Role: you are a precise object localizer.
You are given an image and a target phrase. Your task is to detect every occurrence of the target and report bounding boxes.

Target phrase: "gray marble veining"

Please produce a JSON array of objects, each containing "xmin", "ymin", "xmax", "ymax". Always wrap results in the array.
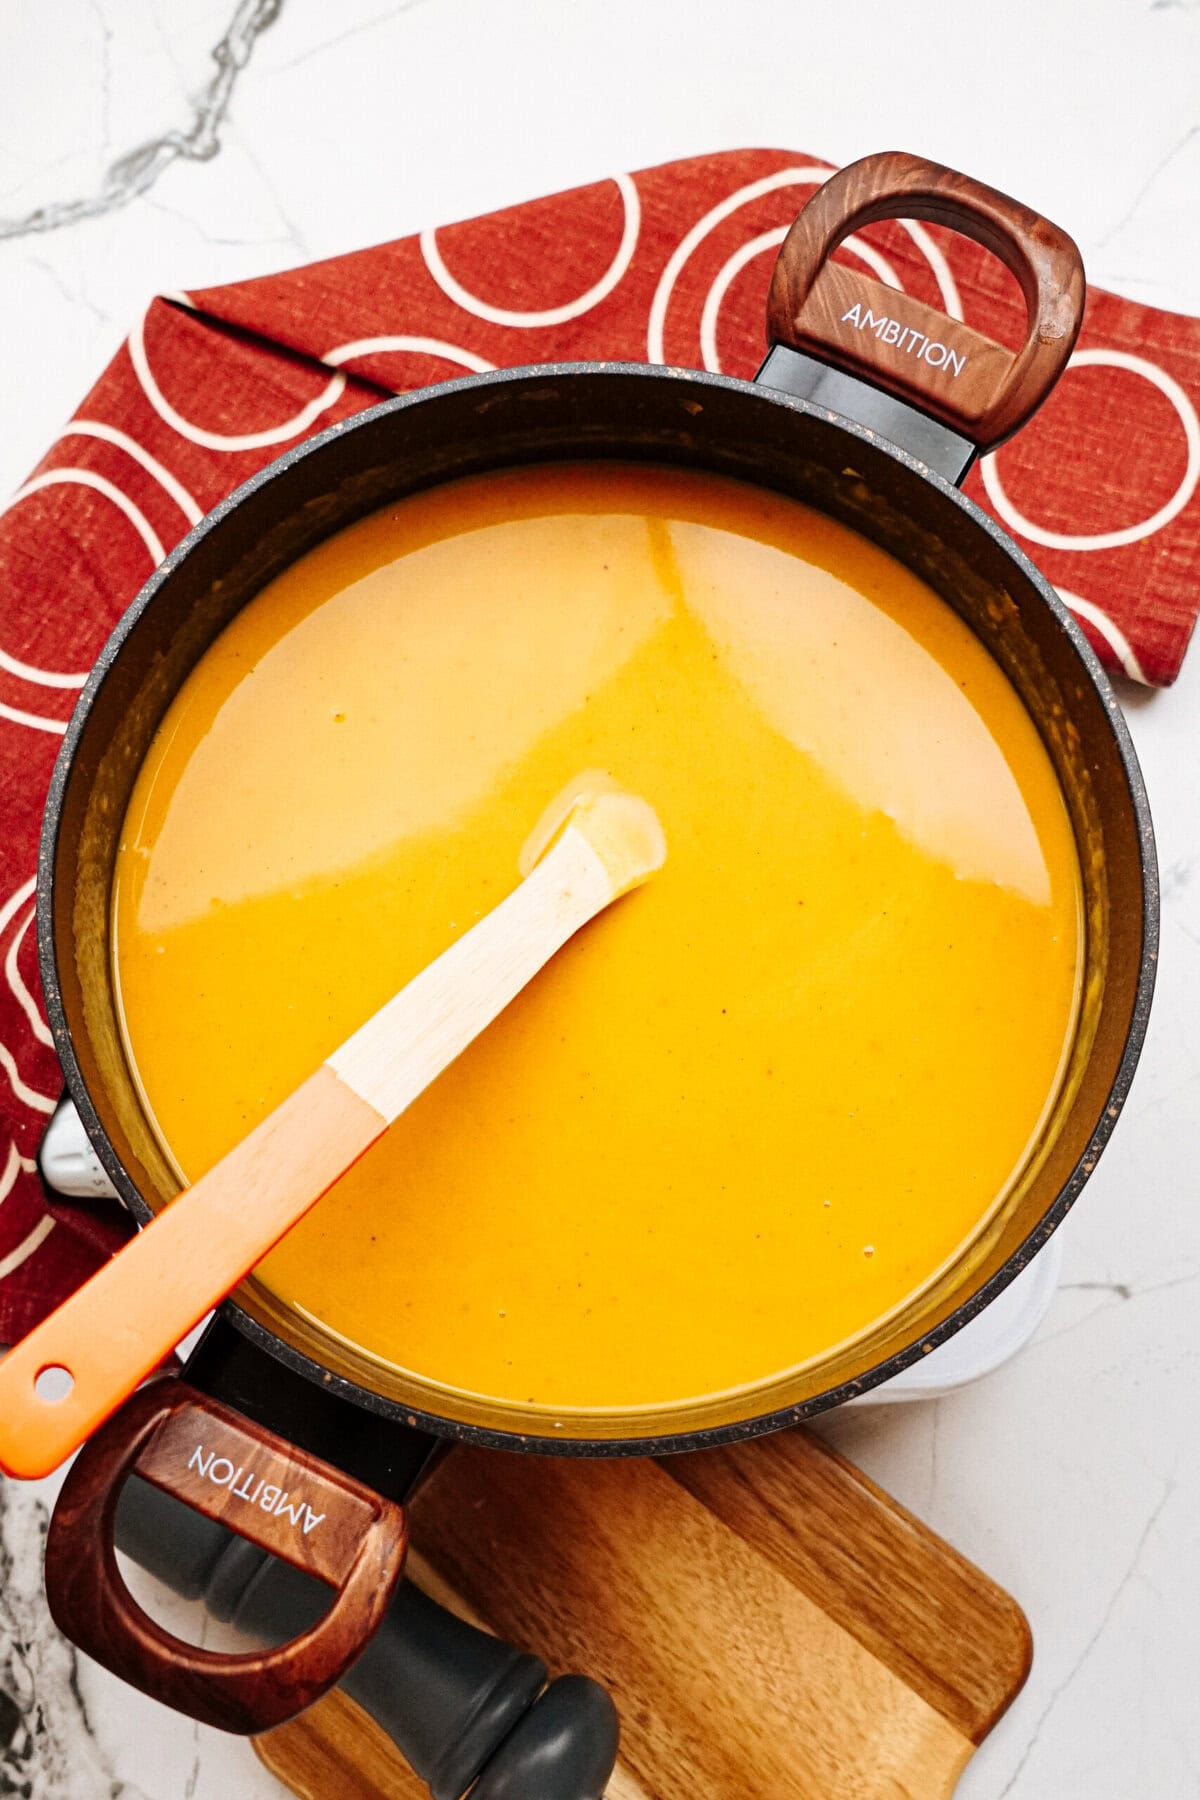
[
  {"xmin": 0, "ymin": 0, "xmax": 282, "ymax": 242},
  {"xmin": 0, "ymin": 1479, "xmax": 150, "ymax": 1800}
]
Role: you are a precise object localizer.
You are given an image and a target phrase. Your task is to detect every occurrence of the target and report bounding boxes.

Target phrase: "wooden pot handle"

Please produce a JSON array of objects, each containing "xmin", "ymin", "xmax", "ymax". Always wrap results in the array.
[
  {"xmin": 766, "ymin": 150, "xmax": 1085, "ymax": 450},
  {"xmin": 44, "ymin": 1380, "xmax": 408, "ymax": 1735}
]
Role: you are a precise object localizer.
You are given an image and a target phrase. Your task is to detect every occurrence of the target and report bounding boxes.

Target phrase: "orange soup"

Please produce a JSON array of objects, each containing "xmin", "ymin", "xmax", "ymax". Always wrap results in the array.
[{"xmin": 111, "ymin": 465, "xmax": 1081, "ymax": 1413}]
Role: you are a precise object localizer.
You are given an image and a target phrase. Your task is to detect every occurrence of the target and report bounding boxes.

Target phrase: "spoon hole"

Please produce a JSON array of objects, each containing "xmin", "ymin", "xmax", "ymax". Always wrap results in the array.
[{"xmin": 35, "ymin": 1365, "xmax": 74, "ymax": 1404}]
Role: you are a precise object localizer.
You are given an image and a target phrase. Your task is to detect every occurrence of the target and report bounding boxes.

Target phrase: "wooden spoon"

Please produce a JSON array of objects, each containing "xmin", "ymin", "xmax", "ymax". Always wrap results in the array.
[{"xmin": 0, "ymin": 789, "xmax": 665, "ymax": 1480}]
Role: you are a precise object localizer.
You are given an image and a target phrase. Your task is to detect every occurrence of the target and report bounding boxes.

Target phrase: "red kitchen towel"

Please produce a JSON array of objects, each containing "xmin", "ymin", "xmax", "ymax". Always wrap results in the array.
[{"xmin": 2, "ymin": 148, "xmax": 1198, "ymax": 1344}]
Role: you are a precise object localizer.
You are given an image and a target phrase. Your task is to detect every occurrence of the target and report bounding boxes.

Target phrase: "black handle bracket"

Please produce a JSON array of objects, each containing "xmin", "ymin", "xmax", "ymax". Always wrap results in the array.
[{"xmin": 757, "ymin": 343, "xmax": 978, "ymax": 486}]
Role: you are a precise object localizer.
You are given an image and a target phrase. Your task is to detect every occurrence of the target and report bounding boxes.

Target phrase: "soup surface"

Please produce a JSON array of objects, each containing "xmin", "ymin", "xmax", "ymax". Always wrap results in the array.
[{"xmin": 112, "ymin": 465, "xmax": 1081, "ymax": 1415}]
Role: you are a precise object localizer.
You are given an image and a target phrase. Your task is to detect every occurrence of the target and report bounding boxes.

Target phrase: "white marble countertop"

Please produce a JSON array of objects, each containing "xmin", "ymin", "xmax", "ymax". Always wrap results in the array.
[{"xmin": 1, "ymin": 2, "xmax": 1197, "ymax": 1796}]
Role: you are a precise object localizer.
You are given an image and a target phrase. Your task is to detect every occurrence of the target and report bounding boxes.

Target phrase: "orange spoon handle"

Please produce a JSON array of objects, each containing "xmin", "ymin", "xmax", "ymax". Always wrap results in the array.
[
  {"xmin": 0, "ymin": 1068, "xmax": 385, "ymax": 1480},
  {"xmin": 0, "ymin": 790, "xmax": 666, "ymax": 1480}
]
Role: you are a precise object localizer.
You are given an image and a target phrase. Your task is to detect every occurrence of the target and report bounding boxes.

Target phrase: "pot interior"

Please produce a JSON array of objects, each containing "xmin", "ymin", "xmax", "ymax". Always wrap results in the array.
[{"xmin": 44, "ymin": 366, "xmax": 1153, "ymax": 1447}]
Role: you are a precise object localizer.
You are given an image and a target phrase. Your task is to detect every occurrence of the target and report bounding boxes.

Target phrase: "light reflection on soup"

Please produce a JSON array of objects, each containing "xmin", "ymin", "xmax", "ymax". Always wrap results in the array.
[{"xmin": 112, "ymin": 465, "xmax": 1081, "ymax": 1413}]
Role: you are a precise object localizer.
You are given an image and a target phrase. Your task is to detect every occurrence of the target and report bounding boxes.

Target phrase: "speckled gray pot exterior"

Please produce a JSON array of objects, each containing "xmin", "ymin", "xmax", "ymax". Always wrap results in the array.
[{"xmin": 37, "ymin": 362, "xmax": 1158, "ymax": 1461}]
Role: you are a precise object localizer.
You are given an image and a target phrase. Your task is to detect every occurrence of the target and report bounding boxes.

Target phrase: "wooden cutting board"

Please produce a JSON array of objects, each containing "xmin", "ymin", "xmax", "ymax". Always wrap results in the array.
[{"xmin": 253, "ymin": 1426, "xmax": 1030, "ymax": 1800}]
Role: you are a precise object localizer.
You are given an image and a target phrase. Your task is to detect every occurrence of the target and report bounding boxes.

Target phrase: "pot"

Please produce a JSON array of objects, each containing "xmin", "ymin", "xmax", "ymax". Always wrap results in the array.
[{"xmin": 34, "ymin": 154, "xmax": 1156, "ymax": 1735}]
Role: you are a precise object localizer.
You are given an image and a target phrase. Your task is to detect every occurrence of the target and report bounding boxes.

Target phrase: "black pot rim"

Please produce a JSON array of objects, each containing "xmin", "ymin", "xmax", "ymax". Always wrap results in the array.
[{"xmin": 36, "ymin": 358, "xmax": 1159, "ymax": 1459}]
